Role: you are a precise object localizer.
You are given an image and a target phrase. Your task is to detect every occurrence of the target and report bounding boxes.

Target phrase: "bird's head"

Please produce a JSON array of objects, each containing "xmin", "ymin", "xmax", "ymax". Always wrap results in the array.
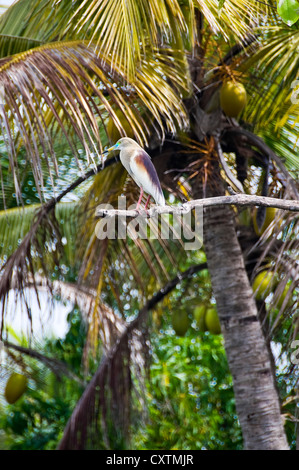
[{"xmin": 107, "ymin": 137, "xmax": 140, "ymax": 153}]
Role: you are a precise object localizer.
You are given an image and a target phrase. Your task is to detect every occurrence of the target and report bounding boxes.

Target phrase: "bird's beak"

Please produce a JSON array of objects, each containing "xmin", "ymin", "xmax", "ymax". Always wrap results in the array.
[
  {"xmin": 100, "ymin": 143, "xmax": 119, "ymax": 158},
  {"xmin": 107, "ymin": 142, "xmax": 119, "ymax": 152}
]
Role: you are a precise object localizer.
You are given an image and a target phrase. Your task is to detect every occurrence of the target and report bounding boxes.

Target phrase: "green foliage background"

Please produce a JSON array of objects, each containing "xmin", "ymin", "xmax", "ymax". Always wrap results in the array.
[{"xmin": 0, "ymin": 306, "xmax": 243, "ymax": 450}]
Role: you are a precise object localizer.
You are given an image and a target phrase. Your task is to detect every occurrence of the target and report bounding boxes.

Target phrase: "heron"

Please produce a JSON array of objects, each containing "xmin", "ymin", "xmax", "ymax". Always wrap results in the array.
[{"xmin": 106, "ymin": 137, "xmax": 165, "ymax": 210}]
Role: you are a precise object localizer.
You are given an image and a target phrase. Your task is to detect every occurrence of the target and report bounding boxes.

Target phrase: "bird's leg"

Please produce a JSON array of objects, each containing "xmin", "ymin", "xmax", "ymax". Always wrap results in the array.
[
  {"xmin": 144, "ymin": 195, "xmax": 151, "ymax": 210},
  {"xmin": 136, "ymin": 188, "xmax": 144, "ymax": 210}
]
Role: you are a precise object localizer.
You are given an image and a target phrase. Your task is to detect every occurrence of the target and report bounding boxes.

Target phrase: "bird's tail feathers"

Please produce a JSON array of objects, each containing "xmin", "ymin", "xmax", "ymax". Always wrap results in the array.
[{"xmin": 155, "ymin": 191, "xmax": 166, "ymax": 206}]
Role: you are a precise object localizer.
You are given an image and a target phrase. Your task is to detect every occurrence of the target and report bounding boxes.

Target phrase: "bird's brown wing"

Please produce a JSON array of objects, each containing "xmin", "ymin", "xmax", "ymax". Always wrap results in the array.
[{"xmin": 130, "ymin": 150, "xmax": 165, "ymax": 205}]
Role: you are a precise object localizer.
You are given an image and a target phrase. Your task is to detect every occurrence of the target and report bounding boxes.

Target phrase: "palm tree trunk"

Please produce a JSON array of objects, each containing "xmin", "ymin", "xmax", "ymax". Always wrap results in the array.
[{"xmin": 193, "ymin": 162, "xmax": 289, "ymax": 450}]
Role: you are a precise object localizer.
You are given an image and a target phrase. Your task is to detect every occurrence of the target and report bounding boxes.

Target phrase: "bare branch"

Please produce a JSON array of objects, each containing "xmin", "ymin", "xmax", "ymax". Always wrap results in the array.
[
  {"xmin": 95, "ymin": 194, "xmax": 299, "ymax": 219},
  {"xmin": 2, "ymin": 339, "xmax": 84, "ymax": 386}
]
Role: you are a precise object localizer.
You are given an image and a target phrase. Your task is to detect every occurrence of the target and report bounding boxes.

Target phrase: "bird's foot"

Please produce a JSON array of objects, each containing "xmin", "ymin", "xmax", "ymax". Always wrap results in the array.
[{"xmin": 136, "ymin": 208, "xmax": 149, "ymax": 217}]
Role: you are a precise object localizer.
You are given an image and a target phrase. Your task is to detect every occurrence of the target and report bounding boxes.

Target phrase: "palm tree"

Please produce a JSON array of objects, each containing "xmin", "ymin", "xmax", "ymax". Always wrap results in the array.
[{"xmin": 0, "ymin": 0, "xmax": 298, "ymax": 450}]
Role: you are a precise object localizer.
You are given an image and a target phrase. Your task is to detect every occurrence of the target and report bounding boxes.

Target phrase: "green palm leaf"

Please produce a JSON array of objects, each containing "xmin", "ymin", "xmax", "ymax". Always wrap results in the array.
[
  {"xmin": 261, "ymin": 118, "xmax": 299, "ymax": 178},
  {"xmin": 0, "ymin": 40, "xmax": 189, "ymax": 202},
  {"xmin": 0, "ymin": 34, "xmax": 44, "ymax": 59},
  {"xmin": 0, "ymin": 1, "xmax": 268, "ymax": 77},
  {"xmin": 242, "ymin": 27, "xmax": 299, "ymax": 130},
  {"xmin": 0, "ymin": 201, "xmax": 80, "ymax": 264},
  {"xmin": 195, "ymin": 0, "xmax": 268, "ymax": 40},
  {"xmin": 0, "ymin": 0, "xmax": 69, "ymax": 42}
]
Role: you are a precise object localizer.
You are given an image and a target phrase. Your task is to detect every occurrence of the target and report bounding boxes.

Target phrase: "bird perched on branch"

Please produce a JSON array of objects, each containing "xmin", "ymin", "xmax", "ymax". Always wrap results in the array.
[{"xmin": 105, "ymin": 137, "xmax": 165, "ymax": 210}]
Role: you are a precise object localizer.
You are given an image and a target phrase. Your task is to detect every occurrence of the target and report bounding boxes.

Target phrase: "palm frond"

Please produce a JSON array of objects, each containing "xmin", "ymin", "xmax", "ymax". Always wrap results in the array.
[
  {"xmin": 0, "ymin": 1, "xmax": 268, "ymax": 68},
  {"xmin": 0, "ymin": 200, "xmax": 83, "ymax": 337},
  {"xmin": 0, "ymin": 34, "xmax": 44, "ymax": 59},
  {"xmin": 0, "ymin": 0, "xmax": 68, "ymax": 42},
  {"xmin": 58, "ymin": 262, "xmax": 207, "ymax": 450},
  {"xmin": 0, "ymin": 207, "xmax": 58, "ymax": 337},
  {"xmin": 0, "ymin": 204, "xmax": 39, "ymax": 262},
  {"xmin": 241, "ymin": 27, "xmax": 299, "ymax": 130},
  {"xmin": 33, "ymin": 276, "xmax": 131, "ymax": 354},
  {"xmin": 49, "ymin": 0, "xmax": 191, "ymax": 78},
  {"xmin": 251, "ymin": 208, "xmax": 299, "ymax": 338},
  {"xmin": 54, "ymin": 0, "xmax": 267, "ymax": 76},
  {"xmin": 0, "ymin": 151, "xmax": 122, "ymax": 340},
  {"xmin": 0, "ymin": 201, "xmax": 80, "ymax": 263},
  {"xmin": 195, "ymin": 0, "xmax": 268, "ymax": 40},
  {"xmin": 0, "ymin": 40, "xmax": 189, "ymax": 203},
  {"xmin": 2, "ymin": 337, "xmax": 84, "ymax": 385},
  {"xmin": 261, "ymin": 118, "xmax": 299, "ymax": 180}
]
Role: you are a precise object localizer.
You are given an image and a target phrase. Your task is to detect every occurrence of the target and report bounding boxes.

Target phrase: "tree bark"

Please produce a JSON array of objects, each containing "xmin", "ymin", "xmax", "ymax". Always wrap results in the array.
[{"xmin": 195, "ymin": 163, "xmax": 289, "ymax": 449}]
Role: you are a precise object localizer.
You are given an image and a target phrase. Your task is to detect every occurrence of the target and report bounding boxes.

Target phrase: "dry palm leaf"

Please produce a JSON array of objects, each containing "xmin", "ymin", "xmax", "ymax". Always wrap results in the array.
[{"xmin": 0, "ymin": 40, "xmax": 189, "ymax": 204}]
